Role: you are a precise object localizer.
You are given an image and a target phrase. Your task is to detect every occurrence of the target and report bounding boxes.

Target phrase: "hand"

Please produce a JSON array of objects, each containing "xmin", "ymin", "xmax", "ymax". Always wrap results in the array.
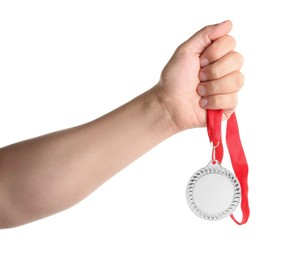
[{"xmin": 155, "ymin": 20, "xmax": 244, "ymax": 131}]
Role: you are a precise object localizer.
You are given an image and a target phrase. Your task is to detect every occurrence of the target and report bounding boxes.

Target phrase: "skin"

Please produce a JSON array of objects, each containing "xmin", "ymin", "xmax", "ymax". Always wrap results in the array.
[{"xmin": 0, "ymin": 20, "xmax": 244, "ymax": 228}]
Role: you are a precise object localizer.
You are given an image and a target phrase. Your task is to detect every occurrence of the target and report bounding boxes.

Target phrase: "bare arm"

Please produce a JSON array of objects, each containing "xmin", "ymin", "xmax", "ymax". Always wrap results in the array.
[
  {"xmin": 0, "ymin": 21, "xmax": 244, "ymax": 228},
  {"xmin": 0, "ymin": 89, "xmax": 174, "ymax": 227}
]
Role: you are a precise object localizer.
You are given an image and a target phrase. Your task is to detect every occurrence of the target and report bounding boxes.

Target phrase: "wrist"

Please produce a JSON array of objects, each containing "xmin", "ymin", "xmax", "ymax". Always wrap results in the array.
[{"xmin": 143, "ymin": 86, "xmax": 181, "ymax": 138}]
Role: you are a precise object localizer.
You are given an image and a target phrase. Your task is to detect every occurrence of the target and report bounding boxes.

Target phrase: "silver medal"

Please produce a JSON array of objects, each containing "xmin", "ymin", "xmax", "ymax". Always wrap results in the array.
[{"xmin": 186, "ymin": 160, "xmax": 241, "ymax": 221}]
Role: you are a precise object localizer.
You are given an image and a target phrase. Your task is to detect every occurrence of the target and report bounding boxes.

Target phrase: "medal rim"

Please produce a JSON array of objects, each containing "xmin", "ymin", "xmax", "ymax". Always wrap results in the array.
[{"xmin": 186, "ymin": 161, "xmax": 241, "ymax": 221}]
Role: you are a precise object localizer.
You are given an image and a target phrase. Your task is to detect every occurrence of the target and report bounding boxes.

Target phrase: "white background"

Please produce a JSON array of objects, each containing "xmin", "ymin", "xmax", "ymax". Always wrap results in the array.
[{"xmin": 0, "ymin": 0, "xmax": 284, "ymax": 259}]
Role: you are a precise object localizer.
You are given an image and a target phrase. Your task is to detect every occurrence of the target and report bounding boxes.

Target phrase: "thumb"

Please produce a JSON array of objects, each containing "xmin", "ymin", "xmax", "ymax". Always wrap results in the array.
[{"xmin": 184, "ymin": 20, "xmax": 233, "ymax": 54}]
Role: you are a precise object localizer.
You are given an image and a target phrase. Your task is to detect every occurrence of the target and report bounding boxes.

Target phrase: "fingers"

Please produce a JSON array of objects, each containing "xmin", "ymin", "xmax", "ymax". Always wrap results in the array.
[
  {"xmin": 200, "ymin": 35, "xmax": 236, "ymax": 67},
  {"xmin": 198, "ymin": 69, "xmax": 243, "ymax": 109},
  {"xmin": 198, "ymin": 34, "xmax": 244, "ymax": 110},
  {"xmin": 181, "ymin": 20, "xmax": 233, "ymax": 54},
  {"xmin": 200, "ymin": 93, "xmax": 238, "ymax": 110},
  {"xmin": 198, "ymin": 71, "xmax": 244, "ymax": 97},
  {"xmin": 199, "ymin": 51, "xmax": 243, "ymax": 81}
]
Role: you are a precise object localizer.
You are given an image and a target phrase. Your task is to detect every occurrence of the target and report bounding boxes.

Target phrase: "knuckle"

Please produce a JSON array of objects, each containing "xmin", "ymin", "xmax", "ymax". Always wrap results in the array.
[
  {"xmin": 176, "ymin": 44, "xmax": 187, "ymax": 55},
  {"xmin": 200, "ymin": 25, "xmax": 212, "ymax": 44},
  {"xmin": 210, "ymin": 93, "xmax": 238, "ymax": 109},
  {"xmin": 203, "ymin": 25, "xmax": 212, "ymax": 32},
  {"xmin": 208, "ymin": 35, "xmax": 236, "ymax": 62},
  {"xmin": 210, "ymin": 95, "xmax": 222, "ymax": 108},
  {"xmin": 209, "ymin": 48, "xmax": 220, "ymax": 61},
  {"xmin": 208, "ymin": 81, "xmax": 218, "ymax": 95},
  {"xmin": 210, "ymin": 64, "xmax": 220, "ymax": 79}
]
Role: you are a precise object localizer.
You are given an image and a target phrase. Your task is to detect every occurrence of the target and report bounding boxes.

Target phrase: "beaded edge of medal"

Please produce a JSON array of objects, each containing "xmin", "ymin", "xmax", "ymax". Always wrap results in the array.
[{"xmin": 186, "ymin": 161, "xmax": 241, "ymax": 221}]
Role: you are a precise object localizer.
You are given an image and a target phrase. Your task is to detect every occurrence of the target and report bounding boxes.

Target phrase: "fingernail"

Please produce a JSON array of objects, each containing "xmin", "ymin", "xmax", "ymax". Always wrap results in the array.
[
  {"xmin": 200, "ymin": 58, "xmax": 209, "ymax": 67},
  {"xmin": 200, "ymin": 98, "xmax": 208, "ymax": 108},
  {"xmin": 200, "ymin": 72, "xmax": 207, "ymax": 81},
  {"xmin": 198, "ymin": 85, "xmax": 206, "ymax": 96}
]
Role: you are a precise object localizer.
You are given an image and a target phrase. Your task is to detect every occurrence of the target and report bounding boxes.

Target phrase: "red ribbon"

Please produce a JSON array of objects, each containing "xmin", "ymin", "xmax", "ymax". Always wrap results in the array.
[{"xmin": 207, "ymin": 109, "xmax": 250, "ymax": 225}]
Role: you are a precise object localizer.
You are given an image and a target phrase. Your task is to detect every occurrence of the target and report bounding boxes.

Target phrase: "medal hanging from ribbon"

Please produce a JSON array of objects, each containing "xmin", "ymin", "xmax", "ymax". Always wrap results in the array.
[{"xmin": 186, "ymin": 109, "xmax": 250, "ymax": 225}]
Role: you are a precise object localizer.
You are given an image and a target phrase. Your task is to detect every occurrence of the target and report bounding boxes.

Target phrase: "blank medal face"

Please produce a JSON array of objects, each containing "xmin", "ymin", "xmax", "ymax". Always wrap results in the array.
[{"xmin": 186, "ymin": 161, "xmax": 241, "ymax": 221}]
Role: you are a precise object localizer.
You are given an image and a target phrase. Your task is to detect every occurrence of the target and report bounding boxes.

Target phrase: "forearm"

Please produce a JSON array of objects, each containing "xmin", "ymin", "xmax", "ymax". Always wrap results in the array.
[{"xmin": 0, "ymin": 87, "xmax": 176, "ymax": 228}]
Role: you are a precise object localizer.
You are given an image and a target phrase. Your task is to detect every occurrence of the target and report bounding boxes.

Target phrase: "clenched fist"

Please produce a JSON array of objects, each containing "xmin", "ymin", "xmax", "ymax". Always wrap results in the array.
[{"xmin": 155, "ymin": 20, "xmax": 244, "ymax": 131}]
